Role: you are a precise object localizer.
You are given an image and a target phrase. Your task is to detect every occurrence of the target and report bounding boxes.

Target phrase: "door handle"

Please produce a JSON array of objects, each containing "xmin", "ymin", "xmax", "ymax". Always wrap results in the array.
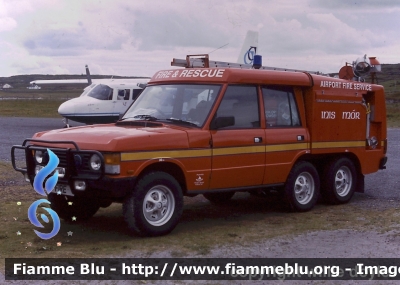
[{"xmin": 254, "ymin": 137, "xmax": 263, "ymax": 143}]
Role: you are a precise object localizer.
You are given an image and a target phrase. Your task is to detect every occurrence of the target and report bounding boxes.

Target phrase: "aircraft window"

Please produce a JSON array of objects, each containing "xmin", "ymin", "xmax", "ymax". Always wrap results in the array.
[
  {"xmin": 262, "ymin": 86, "xmax": 301, "ymax": 128},
  {"xmin": 117, "ymin": 89, "xmax": 131, "ymax": 100},
  {"xmin": 87, "ymin": 84, "xmax": 113, "ymax": 100},
  {"xmin": 132, "ymin": 89, "xmax": 143, "ymax": 101},
  {"xmin": 212, "ymin": 85, "xmax": 260, "ymax": 129},
  {"xmin": 122, "ymin": 84, "xmax": 221, "ymax": 127}
]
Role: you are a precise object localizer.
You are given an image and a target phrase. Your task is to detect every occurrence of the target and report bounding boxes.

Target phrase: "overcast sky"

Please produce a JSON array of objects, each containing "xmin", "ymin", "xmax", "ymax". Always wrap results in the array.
[{"xmin": 1, "ymin": 0, "xmax": 399, "ymax": 77}]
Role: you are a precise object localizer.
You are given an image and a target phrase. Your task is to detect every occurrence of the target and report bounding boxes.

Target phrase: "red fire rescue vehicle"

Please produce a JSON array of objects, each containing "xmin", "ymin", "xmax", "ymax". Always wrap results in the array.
[{"xmin": 12, "ymin": 54, "xmax": 387, "ymax": 236}]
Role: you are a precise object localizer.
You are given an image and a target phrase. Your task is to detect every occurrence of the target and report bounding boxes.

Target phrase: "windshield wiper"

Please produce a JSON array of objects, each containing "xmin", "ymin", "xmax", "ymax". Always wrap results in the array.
[
  {"xmin": 130, "ymin": 114, "xmax": 159, "ymax": 121},
  {"xmin": 165, "ymin": 118, "xmax": 198, "ymax": 127}
]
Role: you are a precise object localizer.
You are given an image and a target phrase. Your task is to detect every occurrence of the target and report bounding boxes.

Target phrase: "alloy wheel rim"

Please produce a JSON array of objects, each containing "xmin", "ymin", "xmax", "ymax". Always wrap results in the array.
[
  {"xmin": 294, "ymin": 172, "xmax": 315, "ymax": 205},
  {"xmin": 335, "ymin": 166, "xmax": 352, "ymax": 197},
  {"xmin": 143, "ymin": 185, "xmax": 175, "ymax": 226}
]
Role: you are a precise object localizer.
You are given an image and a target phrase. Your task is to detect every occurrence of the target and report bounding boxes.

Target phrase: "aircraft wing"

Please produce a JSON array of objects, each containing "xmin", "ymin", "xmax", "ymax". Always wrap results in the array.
[
  {"xmin": 29, "ymin": 65, "xmax": 149, "ymax": 86},
  {"xmin": 30, "ymin": 79, "xmax": 90, "ymax": 85},
  {"xmin": 30, "ymin": 78, "xmax": 150, "ymax": 85}
]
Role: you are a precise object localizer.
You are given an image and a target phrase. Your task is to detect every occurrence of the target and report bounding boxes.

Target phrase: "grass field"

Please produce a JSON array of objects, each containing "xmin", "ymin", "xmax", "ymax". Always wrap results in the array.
[{"xmin": 0, "ymin": 90, "xmax": 80, "ymax": 118}]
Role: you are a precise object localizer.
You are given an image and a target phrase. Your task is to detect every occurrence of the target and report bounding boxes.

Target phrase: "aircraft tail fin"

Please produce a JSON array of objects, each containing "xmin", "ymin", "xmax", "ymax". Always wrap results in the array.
[
  {"xmin": 85, "ymin": 65, "xmax": 92, "ymax": 85},
  {"xmin": 237, "ymin": 30, "xmax": 259, "ymax": 64}
]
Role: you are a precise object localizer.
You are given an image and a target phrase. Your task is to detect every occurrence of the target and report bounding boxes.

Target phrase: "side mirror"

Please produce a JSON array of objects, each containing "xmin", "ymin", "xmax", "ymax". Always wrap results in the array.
[{"xmin": 210, "ymin": 116, "xmax": 235, "ymax": 130}]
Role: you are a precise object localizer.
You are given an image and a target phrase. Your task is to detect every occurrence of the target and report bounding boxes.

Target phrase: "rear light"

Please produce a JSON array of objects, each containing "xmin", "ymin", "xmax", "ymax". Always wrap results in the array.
[{"xmin": 383, "ymin": 138, "xmax": 388, "ymax": 154}]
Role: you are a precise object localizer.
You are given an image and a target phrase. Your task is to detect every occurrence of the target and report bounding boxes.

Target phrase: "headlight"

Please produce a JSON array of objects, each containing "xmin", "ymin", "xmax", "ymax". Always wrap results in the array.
[
  {"xmin": 35, "ymin": 150, "xmax": 45, "ymax": 164},
  {"xmin": 89, "ymin": 154, "xmax": 102, "ymax": 171}
]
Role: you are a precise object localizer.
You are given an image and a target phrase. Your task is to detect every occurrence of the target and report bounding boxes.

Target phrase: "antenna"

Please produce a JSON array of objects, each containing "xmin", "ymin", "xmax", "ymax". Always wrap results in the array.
[
  {"xmin": 207, "ymin": 43, "xmax": 229, "ymax": 55},
  {"xmin": 85, "ymin": 65, "xmax": 92, "ymax": 85}
]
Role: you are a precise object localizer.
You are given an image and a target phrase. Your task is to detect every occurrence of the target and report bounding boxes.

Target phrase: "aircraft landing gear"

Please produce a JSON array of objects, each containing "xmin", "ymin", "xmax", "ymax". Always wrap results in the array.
[{"xmin": 62, "ymin": 118, "xmax": 70, "ymax": 128}]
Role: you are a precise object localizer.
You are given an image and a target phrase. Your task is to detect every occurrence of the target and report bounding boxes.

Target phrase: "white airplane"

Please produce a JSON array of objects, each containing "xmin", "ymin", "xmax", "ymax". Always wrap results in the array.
[
  {"xmin": 30, "ymin": 65, "xmax": 150, "ymax": 126},
  {"xmin": 31, "ymin": 30, "xmax": 258, "ymax": 127}
]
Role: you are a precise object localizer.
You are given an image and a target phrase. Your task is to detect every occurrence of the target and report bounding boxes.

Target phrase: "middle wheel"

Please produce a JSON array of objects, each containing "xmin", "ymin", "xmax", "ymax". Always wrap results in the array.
[{"xmin": 283, "ymin": 161, "xmax": 320, "ymax": 212}]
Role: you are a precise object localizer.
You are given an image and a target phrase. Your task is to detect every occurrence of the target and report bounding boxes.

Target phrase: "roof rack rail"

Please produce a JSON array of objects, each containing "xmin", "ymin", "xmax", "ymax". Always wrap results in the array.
[{"xmin": 171, "ymin": 54, "xmax": 324, "ymax": 75}]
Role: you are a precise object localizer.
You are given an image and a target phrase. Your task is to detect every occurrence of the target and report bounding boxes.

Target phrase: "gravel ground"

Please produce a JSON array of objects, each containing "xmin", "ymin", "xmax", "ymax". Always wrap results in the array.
[{"xmin": 1, "ymin": 117, "xmax": 399, "ymax": 284}]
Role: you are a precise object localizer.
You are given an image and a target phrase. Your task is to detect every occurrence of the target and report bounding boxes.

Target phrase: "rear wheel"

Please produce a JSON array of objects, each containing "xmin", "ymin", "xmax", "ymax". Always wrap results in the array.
[
  {"xmin": 322, "ymin": 157, "xmax": 356, "ymax": 204},
  {"xmin": 123, "ymin": 172, "xmax": 183, "ymax": 236},
  {"xmin": 203, "ymin": 192, "xmax": 235, "ymax": 204},
  {"xmin": 284, "ymin": 161, "xmax": 320, "ymax": 211}
]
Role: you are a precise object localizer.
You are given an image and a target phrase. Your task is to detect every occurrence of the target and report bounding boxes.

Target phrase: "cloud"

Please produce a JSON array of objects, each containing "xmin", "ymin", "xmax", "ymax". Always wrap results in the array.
[
  {"xmin": 0, "ymin": 17, "xmax": 17, "ymax": 32},
  {"xmin": 311, "ymin": 0, "xmax": 400, "ymax": 9},
  {"xmin": 22, "ymin": 27, "xmax": 125, "ymax": 56},
  {"xmin": 130, "ymin": 10, "xmax": 229, "ymax": 51},
  {"xmin": 0, "ymin": 0, "xmax": 399, "ymax": 77}
]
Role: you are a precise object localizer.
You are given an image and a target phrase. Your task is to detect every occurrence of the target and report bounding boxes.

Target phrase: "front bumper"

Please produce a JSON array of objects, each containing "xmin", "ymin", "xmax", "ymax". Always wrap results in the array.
[{"xmin": 11, "ymin": 139, "xmax": 134, "ymax": 199}]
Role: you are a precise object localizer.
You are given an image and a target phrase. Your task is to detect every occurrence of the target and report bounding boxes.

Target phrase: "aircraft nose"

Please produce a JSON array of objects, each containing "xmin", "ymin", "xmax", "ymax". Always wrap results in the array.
[{"xmin": 58, "ymin": 100, "xmax": 75, "ymax": 116}]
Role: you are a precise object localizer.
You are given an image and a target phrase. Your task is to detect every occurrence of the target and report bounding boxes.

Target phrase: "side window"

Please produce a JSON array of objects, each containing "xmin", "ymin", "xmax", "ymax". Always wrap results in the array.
[
  {"xmin": 214, "ymin": 85, "xmax": 260, "ymax": 129},
  {"xmin": 132, "ymin": 89, "xmax": 143, "ymax": 101},
  {"xmin": 262, "ymin": 86, "xmax": 300, "ymax": 128},
  {"xmin": 117, "ymin": 89, "xmax": 130, "ymax": 100}
]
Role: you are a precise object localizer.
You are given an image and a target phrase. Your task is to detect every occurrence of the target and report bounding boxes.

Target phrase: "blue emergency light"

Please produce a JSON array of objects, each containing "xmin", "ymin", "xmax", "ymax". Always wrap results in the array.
[{"xmin": 253, "ymin": 55, "xmax": 262, "ymax": 69}]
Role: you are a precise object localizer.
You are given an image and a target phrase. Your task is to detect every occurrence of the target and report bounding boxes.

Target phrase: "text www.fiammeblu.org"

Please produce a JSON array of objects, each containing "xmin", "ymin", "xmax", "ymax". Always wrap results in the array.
[{"xmin": 120, "ymin": 262, "xmax": 400, "ymax": 280}]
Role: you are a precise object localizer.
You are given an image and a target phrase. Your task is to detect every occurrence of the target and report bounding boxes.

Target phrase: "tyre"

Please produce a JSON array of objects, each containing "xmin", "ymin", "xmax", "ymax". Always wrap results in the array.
[
  {"xmin": 283, "ymin": 161, "xmax": 320, "ymax": 212},
  {"xmin": 203, "ymin": 192, "xmax": 235, "ymax": 204},
  {"xmin": 48, "ymin": 193, "xmax": 100, "ymax": 222},
  {"xmin": 123, "ymin": 172, "xmax": 183, "ymax": 236},
  {"xmin": 322, "ymin": 157, "xmax": 356, "ymax": 204}
]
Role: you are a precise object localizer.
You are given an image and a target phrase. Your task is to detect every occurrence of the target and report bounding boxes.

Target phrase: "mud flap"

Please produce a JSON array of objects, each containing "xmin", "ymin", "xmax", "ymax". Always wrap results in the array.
[{"xmin": 355, "ymin": 172, "xmax": 364, "ymax": 193}]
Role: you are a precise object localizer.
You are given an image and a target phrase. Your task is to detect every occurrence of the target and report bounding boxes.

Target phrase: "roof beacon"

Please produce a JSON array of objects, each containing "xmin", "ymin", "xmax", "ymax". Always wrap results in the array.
[{"xmin": 253, "ymin": 55, "xmax": 262, "ymax": 69}]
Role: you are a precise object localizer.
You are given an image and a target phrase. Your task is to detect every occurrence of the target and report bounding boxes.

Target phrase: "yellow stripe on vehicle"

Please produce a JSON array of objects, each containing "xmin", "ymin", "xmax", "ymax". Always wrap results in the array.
[
  {"xmin": 266, "ymin": 143, "xmax": 308, "ymax": 152},
  {"xmin": 212, "ymin": 145, "xmax": 265, "ymax": 156},
  {"xmin": 312, "ymin": 141, "xmax": 365, "ymax": 149},
  {"xmin": 121, "ymin": 149, "xmax": 212, "ymax": 161},
  {"xmin": 121, "ymin": 143, "xmax": 310, "ymax": 162},
  {"xmin": 121, "ymin": 141, "xmax": 366, "ymax": 162}
]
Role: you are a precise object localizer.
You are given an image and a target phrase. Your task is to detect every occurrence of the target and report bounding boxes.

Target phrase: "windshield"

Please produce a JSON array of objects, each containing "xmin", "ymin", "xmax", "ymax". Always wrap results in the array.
[
  {"xmin": 122, "ymin": 84, "xmax": 221, "ymax": 127},
  {"xmin": 86, "ymin": 84, "xmax": 113, "ymax": 100},
  {"xmin": 80, "ymin": 84, "xmax": 96, "ymax": 97}
]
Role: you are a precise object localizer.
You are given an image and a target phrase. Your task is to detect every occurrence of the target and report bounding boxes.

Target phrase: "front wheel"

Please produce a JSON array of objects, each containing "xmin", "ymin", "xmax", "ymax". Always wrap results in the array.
[
  {"xmin": 283, "ymin": 161, "xmax": 320, "ymax": 212},
  {"xmin": 123, "ymin": 172, "xmax": 183, "ymax": 236},
  {"xmin": 322, "ymin": 157, "xmax": 356, "ymax": 204}
]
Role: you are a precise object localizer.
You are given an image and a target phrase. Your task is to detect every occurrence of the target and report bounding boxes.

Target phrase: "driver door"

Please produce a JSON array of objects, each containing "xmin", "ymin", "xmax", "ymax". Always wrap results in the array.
[{"xmin": 210, "ymin": 85, "xmax": 265, "ymax": 189}]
